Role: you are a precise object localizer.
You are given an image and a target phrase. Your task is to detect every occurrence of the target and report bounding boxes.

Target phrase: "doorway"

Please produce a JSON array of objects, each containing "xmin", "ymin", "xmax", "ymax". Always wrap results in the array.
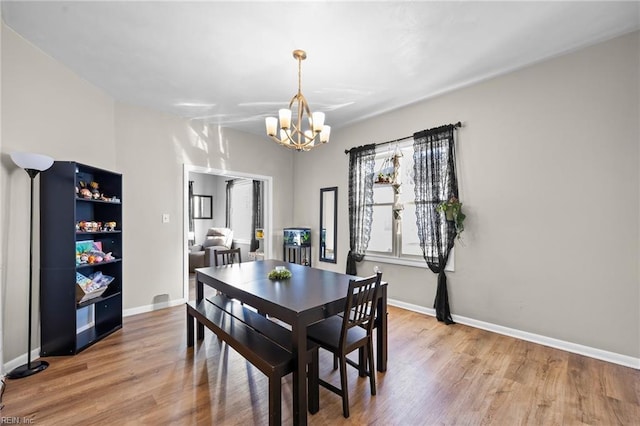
[{"xmin": 182, "ymin": 164, "xmax": 273, "ymax": 301}]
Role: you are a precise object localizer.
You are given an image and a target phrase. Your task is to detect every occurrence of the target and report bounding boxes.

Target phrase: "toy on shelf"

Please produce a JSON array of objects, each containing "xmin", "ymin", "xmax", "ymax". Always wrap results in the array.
[
  {"xmin": 89, "ymin": 181, "xmax": 100, "ymax": 199},
  {"xmin": 76, "ymin": 179, "xmax": 121, "ymax": 203},
  {"xmin": 78, "ymin": 181, "xmax": 92, "ymax": 199},
  {"xmin": 76, "ymin": 221, "xmax": 117, "ymax": 232},
  {"xmin": 75, "ymin": 240, "xmax": 115, "ymax": 265}
]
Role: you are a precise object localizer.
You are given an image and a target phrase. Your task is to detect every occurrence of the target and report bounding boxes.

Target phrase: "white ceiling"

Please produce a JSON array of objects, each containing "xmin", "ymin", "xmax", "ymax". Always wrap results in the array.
[{"xmin": 2, "ymin": 1, "xmax": 639, "ymax": 136}]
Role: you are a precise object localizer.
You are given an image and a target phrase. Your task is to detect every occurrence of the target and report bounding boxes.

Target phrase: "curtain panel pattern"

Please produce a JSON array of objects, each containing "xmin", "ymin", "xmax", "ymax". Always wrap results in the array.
[
  {"xmin": 225, "ymin": 180, "xmax": 234, "ymax": 228},
  {"xmin": 413, "ymin": 124, "xmax": 458, "ymax": 324},
  {"xmin": 250, "ymin": 180, "xmax": 263, "ymax": 252},
  {"xmin": 188, "ymin": 180, "xmax": 195, "ymax": 237},
  {"xmin": 346, "ymin": 144, "xmax": 376, "ymax": 275}
]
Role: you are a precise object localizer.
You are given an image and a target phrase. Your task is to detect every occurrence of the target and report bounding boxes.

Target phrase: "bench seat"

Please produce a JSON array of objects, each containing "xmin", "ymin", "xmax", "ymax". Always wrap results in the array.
[
  {"xmin": 186, "ymin": 297, "xmax": 319, "ymax": 425},
  {"xmin": 207, "ymin": 294, "xmax": 295, "ymax": 351}
]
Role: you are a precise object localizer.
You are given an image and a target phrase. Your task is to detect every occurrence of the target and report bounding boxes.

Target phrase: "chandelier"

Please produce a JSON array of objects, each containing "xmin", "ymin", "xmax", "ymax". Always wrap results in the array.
[{"xmin": 265, "ymin": 49, "xmax": 331, "ymax": 151}]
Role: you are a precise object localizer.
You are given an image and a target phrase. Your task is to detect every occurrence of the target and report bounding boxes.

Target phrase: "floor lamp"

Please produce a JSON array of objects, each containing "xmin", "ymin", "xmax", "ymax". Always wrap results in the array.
[{"xmin": 7, "ymin": 152, "xmax": 54, "ymax": 379}]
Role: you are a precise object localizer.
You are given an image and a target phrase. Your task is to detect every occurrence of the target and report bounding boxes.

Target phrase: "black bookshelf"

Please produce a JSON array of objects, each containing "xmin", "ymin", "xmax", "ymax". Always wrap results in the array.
[{"xmin": 40, "ymin": 161, "xmax": 123, "ymax": 356}]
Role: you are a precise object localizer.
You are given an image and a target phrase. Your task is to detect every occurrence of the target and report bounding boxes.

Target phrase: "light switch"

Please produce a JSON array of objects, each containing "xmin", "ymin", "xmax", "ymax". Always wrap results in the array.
[{"xmin": 162, "ymin": 213, "xmax": 170, "ymax": 223}]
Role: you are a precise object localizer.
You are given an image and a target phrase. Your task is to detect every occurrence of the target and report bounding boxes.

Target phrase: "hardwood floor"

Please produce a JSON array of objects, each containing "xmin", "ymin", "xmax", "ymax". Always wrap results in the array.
[{"xmin": 2, "ymin": 304, "xmax": 639, "ymax": 425}]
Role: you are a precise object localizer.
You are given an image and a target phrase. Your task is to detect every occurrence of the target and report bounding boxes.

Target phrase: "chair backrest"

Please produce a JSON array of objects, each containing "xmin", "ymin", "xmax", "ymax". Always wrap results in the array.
[
  {"xmin": 339, "ymin": 272, "xmax": 382, "ymax": 348},
  {"xmin": 214, "ymin": 248, "xmax": 242, "ymax": 266}
]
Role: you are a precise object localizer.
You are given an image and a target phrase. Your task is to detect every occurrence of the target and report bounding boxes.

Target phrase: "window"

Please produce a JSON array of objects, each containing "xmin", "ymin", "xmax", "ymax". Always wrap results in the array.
[
  {"xmin": 366, "ymin": 142, "xmax": 454, "ymax": 269},
  {"xmin": 229, "ymin": 180, "xmax": 253, "ymax": 242}
]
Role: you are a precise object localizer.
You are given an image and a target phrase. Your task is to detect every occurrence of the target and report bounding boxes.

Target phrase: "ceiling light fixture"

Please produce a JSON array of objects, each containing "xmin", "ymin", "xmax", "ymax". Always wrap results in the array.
[{"xmin": 265, "ymin": 49, "xmax": 330, "ymax": 151}]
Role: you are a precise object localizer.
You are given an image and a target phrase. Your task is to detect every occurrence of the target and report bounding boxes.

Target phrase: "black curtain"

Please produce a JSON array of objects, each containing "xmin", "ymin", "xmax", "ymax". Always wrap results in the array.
[
  {"xmin": 225, "ymin": 179, "xmax": 234, "ymax": 228},
  {"xmin": 346, "ymin": 144, "xmax": 376, "ymax": 275},
  {"xmin": 188, "ymin": 180, "xmax": 195, "ymax": 243},
  {"xmin": 250, "ymin": 180, "xmax": 263, "ymax": 252},
  {"xmin": 413, "ymin": 124, "xmax": 458, "ymax": 324}
]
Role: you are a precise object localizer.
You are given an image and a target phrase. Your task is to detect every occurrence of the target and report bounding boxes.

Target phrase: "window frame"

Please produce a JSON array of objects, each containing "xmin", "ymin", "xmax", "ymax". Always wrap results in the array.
[
  {"xmin": 229, "ymin": 179, "xmax": 253, "ymax": 244},
  {"xmin": 365, "ymin": 141, "xmax": 454, "ymax": 271}
]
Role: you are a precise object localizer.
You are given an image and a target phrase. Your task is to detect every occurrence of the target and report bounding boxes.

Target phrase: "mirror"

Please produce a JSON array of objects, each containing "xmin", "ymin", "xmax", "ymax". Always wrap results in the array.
[
  {"xmin": 319, "ymin": 187, "xmax": 338, "ymax": 263},
  {"xmin": 192, "ymin": 194, "xmax": 213, "ymax": 219}
]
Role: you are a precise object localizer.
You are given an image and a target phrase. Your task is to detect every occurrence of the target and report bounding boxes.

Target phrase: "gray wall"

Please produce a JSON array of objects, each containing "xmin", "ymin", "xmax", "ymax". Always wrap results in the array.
[
  {"xmin": 0, "ymin": 23, "xmax": 295, "ymax": 364},
  {"xmin": 1, "ymin": 24, "xmax": 117, "ymax": 366},
  {"xmin": 113, "ymin": 103, "xmax": 293, "ymax": 315},
  {"xmin": 293, "ymin": 31, "xmax": 640, "ymax": 359}
]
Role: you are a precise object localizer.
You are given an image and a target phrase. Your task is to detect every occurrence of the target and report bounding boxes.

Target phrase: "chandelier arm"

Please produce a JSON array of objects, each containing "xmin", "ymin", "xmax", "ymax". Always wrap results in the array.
[
  {"xmin": 269, "ymin": 133, "xmax": 298, "ymax": 149},
  {"xmin": 287, "ymin": 125, "xmax": 319, "ymax": 146},
  {"xmin": 269, "ymin": 134, "xmax": 308, "ymax": 151},
  {"xmin": 270, "ymin": 133, "xmax": 317, "ymax": 151},
  {"xmin": 287, "ymin": 93, "xmax": 317, "ymax": 145}
]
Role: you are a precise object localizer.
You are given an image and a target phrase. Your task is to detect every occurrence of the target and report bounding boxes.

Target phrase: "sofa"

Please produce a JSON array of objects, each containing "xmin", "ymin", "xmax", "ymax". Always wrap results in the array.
[{"xmin": 189, "ymin": 227, "xmax": 233, "ymax": 272}]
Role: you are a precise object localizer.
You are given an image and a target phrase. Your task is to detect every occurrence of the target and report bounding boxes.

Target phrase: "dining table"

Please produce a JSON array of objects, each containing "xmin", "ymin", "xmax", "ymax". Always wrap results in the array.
[{"xmin": 194, "ymin": 259, "xmax": 388, "ymax": 425}]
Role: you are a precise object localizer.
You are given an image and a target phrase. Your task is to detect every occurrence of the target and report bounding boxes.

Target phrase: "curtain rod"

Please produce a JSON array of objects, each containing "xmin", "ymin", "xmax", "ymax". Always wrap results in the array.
[{"xmin": 344, "ymin": 121, "xmax": 463, "ymax": 155}]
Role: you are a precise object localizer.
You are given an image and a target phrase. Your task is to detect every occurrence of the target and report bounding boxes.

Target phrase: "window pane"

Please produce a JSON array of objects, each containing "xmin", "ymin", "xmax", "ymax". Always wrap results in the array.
[
  {"xmin": 399, "ymin": 146, "xmax": 415, "ymax": 203},
  {"xmin": 401, "ymin": 203, "xmax": 423, "ymax": 256},
  {"xmin": 373, "ymin": 184, "xmax": 394, "ymax": 204},
  {"xmin": 373, "ymin": 155, "xmax": 394, "ymax": 183},
  {"xmin": 231, "ymin": 180, "xmax": 252, "ymax": 241},
  {"xmin": 368, "ymin": 205, "xmax": 393, "ymax": 253}
]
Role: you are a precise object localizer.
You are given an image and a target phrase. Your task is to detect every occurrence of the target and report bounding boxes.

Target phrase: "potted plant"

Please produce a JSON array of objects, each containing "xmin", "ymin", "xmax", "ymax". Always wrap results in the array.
[{"xmin": 436, "ymin": 196, "xmax": 466, "ymax": 238}]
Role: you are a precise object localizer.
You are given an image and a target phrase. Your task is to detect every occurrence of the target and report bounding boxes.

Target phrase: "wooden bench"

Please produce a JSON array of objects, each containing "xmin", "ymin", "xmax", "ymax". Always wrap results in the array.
[{"xmin": 186, "ymin": 295, "xmax": 318, "ymax": 425}]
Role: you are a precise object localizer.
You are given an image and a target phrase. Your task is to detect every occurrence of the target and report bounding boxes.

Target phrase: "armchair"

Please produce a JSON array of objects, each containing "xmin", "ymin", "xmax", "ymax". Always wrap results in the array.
[{"xmin": 189, "ymin": 227, "xmax": 234, "ymax": 272}]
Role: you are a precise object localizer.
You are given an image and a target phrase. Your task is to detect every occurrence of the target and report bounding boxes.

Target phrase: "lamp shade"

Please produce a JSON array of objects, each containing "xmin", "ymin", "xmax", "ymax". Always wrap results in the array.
[{"xmin": 10, "ymin": 152, "xmax": 54, "ymax": 171}]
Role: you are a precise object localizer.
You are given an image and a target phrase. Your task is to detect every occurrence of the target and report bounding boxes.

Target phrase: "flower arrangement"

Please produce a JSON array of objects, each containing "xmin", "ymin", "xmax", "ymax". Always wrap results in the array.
[
  {"xmin": 436, "ymin": 196, "xmax": 466, "ymax": 238},
  {"xmin": 268, "ymin": 267, "xmax": 292, "ymax": 280}
]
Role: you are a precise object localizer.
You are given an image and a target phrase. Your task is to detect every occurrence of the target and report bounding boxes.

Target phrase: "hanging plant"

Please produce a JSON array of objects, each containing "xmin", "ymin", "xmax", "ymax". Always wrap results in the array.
[
  {"xmin": 375, "ymin": 156, "xmax": 393, "ymax": 184},
  {"xmin": 436, "ymin": 196, "xmax": 466, "ymax": 238}
]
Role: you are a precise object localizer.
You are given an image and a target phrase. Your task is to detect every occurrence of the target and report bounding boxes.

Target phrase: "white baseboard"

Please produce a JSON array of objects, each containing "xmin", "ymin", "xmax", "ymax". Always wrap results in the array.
[
  {"xmin": 123, "ymin": 298, "xmax": 186, "ymax": 317},
  {"xmin": 388, "ymin": 298, "xmax": 640, "ymax": 370},
  {"xmin": 3, "ymin": 348, "xmax": 42, "ymax": 375}
]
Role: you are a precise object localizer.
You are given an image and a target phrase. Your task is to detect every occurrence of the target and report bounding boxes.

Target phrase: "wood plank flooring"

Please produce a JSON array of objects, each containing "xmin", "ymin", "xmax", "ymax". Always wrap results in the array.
[{"xmin": 2, "ymin": 304, "xmax": 639, "ymax": 425}]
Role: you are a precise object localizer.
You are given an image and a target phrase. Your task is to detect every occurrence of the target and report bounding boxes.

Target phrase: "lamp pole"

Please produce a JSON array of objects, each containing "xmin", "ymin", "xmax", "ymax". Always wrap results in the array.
[{"xmin": 7, "ymin": 153, "xmax": 53, "ymax": 379}]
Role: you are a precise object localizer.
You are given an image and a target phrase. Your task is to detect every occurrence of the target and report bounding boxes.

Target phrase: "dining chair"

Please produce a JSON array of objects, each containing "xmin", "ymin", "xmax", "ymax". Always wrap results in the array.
[
  {"xmin": 213, "ymin": 248, "xmax": 242, "ymax": 266},
  {"xmin": 306, "ymin": 272, "xmax": 382, "ymax": 418}
]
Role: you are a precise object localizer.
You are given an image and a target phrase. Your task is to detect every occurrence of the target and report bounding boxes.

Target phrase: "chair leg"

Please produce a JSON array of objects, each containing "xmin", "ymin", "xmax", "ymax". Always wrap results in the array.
[
  {"xmin": 308, "ymin": 348, "xmax": 320, "ymax": 414},
  {"xmin": 333, "ymin": 354, "xmax": 338, "ymax": 370},
  {"xmin": 186, "ymin": 310, "xmax": 194, "ymax": 347},
  {"xmin": 339, "ymin": 355, "xmax": 350, "ymax": 418},
  {"xmin": 358, "ymin": 347, "xmax": 366, "ymax": 377},
  {"xmin": 367, "ymin": 339, "xmax": 377, "ymax": 396}
]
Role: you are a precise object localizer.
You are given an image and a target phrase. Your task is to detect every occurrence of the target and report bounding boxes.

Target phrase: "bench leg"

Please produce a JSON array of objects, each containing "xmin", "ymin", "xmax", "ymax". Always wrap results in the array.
[
  {"xmin": 187, "ymin": 309, "xmax": 194, "ymax": 347},
  {"xmin": 268, "ymin": 376, "xmax": 282, "ymax": 426},
  {"xmin": 197, "ymin": 321, "xmax": 204, "ymax": 340}
]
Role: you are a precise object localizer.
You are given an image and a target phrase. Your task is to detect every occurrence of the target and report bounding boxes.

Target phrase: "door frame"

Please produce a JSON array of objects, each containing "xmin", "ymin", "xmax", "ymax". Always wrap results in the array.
[{"xmin": 183, "ymin": 164, "xmax": 273, "ymax": 300}]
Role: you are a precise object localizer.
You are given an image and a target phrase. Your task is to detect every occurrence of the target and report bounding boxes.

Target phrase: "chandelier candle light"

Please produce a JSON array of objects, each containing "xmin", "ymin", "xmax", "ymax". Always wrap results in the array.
[{"xmin": 265, "ymin": 49, "xmax": 331, "ymax": 151}]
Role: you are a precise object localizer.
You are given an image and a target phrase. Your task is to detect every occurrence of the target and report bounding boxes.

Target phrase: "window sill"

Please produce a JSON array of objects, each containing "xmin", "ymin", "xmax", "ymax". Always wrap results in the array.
[
  {"xmin": 233, "ymin": 238, "xmax": 252, "ymax": 245},
  {"xmin": 364, "ymin": 249, "xmax": 455, "ymax": 272}
]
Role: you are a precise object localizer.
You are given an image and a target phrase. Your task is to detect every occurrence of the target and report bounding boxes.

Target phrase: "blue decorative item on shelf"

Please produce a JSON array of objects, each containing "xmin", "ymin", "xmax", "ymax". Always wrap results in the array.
[{"xmin": 284, "ymin": 227, "xmax": 311, "ymax": 246}]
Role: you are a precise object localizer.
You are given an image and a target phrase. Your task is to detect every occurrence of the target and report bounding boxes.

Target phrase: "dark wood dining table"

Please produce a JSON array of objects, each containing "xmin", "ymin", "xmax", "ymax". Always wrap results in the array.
[{"xmin": 195, "ymin": 259, "xmax": 388, "ymax": 425}]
